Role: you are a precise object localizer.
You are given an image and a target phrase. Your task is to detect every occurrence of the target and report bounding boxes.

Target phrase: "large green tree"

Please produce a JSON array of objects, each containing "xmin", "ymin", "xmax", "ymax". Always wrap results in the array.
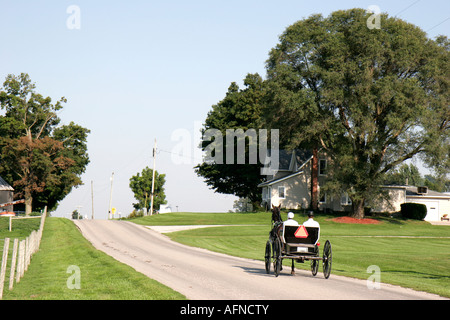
[
  {"xmin": 0, "ymin": 73, "xmax": 90, "ymax": 214},
  {"xmin": 265, "ymin": 9, "xmax": 449, "ymax": 218},
  {"xmin": 129, "ymin": 167, "xmax": 167, "ymax": 214},
  {"xmin": 195, "ymin": 73, "xmax": 267, "ymax": 207}
]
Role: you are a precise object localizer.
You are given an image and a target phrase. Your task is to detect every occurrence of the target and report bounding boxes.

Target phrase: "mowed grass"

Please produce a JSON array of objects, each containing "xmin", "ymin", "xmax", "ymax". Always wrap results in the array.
[
  {"xmin": 1, "ymin": 217, "xmax": 186, "ymax": 300},
  {"xmin": 130, "ymin": 211, "xmax": 269, "ymax": 226},
  {"xmin": 0, "ymin": 217, "xmax": 41, "ymax": 240},
  {"xmin": 130, "ymin": 212, "xmax": 450, "ymax": 298}
]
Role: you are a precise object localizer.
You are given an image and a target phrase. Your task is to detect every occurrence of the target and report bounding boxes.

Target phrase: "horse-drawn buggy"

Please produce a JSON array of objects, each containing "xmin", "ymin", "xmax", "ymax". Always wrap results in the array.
[{"xmin": 265, "ymin": 205, "xmax": 332, "ymax": 278}]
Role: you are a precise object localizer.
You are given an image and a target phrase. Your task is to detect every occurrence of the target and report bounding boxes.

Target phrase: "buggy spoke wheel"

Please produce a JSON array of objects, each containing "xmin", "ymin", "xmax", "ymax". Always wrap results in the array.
[
  {"xmin": 265, "ymin": 241, "xmax": 271, "ymax": 274},
  {"xmin": 311, "ymin": 245, "xmax": 319, "ymax": 276},
  {"xmin": 322, "ymin": 240, "xmax": 332, "ymax": 279},
  {"xmin": 273, "ymin": 237, "xmax": 282, "ymax": 277},
  {"xmin": 311, "ymin": 260, "xmax": 318, "ymax": 276}
]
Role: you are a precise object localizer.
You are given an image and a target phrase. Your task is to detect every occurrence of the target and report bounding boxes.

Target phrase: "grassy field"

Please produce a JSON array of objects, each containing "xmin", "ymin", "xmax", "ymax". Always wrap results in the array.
[
  {"xmin": 131, "ymin": 211, "xmax": 450, "ymax": 298},
  {"xmin": 1, "ymin": 217, "xmax": 185, "ymax": 300}
]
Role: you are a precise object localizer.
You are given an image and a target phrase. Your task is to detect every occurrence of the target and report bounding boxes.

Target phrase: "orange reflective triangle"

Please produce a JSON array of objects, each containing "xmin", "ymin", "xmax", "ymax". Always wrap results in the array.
[{"xmin": 294, "ymin": 226, "xmax": 309, "ymax": 238}]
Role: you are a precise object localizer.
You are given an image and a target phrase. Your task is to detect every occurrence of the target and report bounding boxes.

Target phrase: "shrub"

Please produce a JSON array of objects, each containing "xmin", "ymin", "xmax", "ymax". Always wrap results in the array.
[
  {"xmin": 401, "ymin": 203, "xmax": 427, "ymax": 220},
  {"xmin": 126, "ymin": 209, "xmax": 144, "ymax": 219}
]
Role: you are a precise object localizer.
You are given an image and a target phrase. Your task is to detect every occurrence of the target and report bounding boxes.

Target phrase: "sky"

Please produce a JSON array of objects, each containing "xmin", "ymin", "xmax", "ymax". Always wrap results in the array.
[{"xmin": 0, "ymin": 0, "xmax": 448, "ymax": 219}]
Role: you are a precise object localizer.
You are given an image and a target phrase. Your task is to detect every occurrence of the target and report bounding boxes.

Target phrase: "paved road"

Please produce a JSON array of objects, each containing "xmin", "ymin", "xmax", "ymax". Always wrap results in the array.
[{"xmin": 74, "ymin": 220, "xmax": 446, "ymax": 300}]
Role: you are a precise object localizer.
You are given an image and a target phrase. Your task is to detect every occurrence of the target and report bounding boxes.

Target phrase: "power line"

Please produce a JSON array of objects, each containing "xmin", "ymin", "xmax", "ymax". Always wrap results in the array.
[
  {"xmin": 426, "ymin": 17, "xmax": 450, "ymax": 33},
  {"xmin": 394, "ymin": 0, "xmax": 421, "ymax": 17}
]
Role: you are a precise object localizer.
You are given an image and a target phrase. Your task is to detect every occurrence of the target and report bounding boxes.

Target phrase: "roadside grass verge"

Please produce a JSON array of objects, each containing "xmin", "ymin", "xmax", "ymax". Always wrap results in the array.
[
  {"xmin": 1, "ymin": 217, "xmax": 186, "ymax": 300},
  {"xmin": 129, "ymin": 212, "xmax": 450, "ymax": 298}
]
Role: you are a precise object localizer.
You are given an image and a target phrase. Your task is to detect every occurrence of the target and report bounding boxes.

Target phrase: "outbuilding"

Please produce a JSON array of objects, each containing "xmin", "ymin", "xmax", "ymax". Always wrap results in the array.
[{"xmin": 0, "ymin": 176, "xmax": 14, "ymax": 213}]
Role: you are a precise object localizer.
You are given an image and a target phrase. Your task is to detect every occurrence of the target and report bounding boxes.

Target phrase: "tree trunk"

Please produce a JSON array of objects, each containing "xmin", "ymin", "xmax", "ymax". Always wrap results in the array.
[
  {"xmin": 24, "ymin": 189, "xmax": 32, "ymax": 216},
  {"xmin": 351, "ymin": 198, "xmax": 365, "ymax": 219},
  {"xmin": 311, "ymin": 147, "xmax": 319, "ymax": 211}
]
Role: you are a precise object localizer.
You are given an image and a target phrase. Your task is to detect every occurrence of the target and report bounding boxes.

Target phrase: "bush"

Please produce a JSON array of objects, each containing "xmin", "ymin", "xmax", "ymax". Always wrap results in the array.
[
  {"xmin": 401, "ymin": 203, "xmax": 427, "ymax": 220},
  {"xmin": 126, "ymin": 210, "xmax": 144, "ymax": 219}
]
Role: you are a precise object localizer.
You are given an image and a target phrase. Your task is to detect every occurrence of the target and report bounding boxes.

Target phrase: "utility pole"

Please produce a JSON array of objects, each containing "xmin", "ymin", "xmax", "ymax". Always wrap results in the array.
[
  {"xmin": 150, "ymin": 139, "xmax": 157, "ymax": 216},
  {"xmin": 108, "ymin": 172, "xmax": 114, "ymax": 219},
  {"xmin": 91, "ymin": 180, "xmax": 94, "ymax": 220}
]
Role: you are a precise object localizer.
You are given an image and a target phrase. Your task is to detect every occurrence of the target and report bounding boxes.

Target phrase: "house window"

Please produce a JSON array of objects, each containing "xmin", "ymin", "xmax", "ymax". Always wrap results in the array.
[
  {"xmin": 319, "ymin": 159, "xmax": 327, "ymax": 176},
  {"xmin": 341, "ymin": 193, "xmax": 352, "ymax": 206},
  {"xmin": 278, "ymin": 186, "xmax": 286, "ymax": 199}
]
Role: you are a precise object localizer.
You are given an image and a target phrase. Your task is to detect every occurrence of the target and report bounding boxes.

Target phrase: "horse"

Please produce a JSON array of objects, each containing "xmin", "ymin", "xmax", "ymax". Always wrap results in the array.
[
  {"xmin": 269, "ymin": 204, "xmax": 283, "ymax": 239},
  {"xmin": 271, "ymin": 204, "xmax": 282, "ymax": 224}
]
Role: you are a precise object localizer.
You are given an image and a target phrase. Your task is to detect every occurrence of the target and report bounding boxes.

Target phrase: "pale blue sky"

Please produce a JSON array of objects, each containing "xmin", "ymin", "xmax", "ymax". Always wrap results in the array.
[{"xmin": 1, "ymin": 1, "xmax": 448, "ymax": 219}]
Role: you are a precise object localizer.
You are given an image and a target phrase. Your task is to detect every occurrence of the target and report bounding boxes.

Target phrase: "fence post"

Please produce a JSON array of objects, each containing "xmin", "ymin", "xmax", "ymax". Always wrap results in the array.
[
  {"xmin": 0, "ymin": 238, "xmax": 11, "ymax": 300},
  {"xmin": 25, "ymin": 236, "xmax": 29, "ymax": 272},
  {"xmin": 9, "ymin": 238, "xmax": 18, "ymax": 291},
  {"xmin": 16, "ymin": 240, "xmax": 25, "ymax": 283},
  {"xmin": 30, "ymin": 231, "xmax": 35, "ymax": 255}
]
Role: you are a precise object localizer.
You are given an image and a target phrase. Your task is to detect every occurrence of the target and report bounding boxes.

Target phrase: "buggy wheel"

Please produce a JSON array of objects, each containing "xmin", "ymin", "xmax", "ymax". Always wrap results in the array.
[
  {"xmin": 265, "ymin": 241, "xmax": 271, "ymax": 274},
  {"xmin": 273, "ymin": 237, "xmax": 282, "ymax": 277},
  {"xmin": 323, "ymin": 240, "xmax": 332, "ymax": 279},
  {"xmin": 311, "ymin": 245, "xmax": 319, "ymax": 276}
]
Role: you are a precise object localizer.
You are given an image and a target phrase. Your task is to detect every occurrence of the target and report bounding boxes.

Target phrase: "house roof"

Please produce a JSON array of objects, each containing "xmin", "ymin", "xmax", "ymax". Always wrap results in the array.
[
  {"xmin": 258, "ymin": 170, "xmax": 304, "ymax": 187},
  {"xmin": 0, "ymin": 176, "xmax": 14, "ymax": 191},
  {"xmin": 265, "ymin": 149, "xmax": 313, "ymax": 172},
  {"xmin": 259, "ymin": 149, "xmax": 313, "ymax": 187},
  {"xmin": 405, "ymin": 186, "xmax": 450, "ymax": 199}
]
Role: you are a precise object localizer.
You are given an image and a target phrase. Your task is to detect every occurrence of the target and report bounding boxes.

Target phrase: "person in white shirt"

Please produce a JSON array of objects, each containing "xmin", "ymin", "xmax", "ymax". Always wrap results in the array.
[
  {"xmin": 303, "ymin": 211, "xmax": 320, "ymax": 241},
  {"xmin": 282, "ymin": 212, "xmax": 299, "ymax": 275},
  {"xmin": 284, "ymin": 212, "xmax": 299, "ymax": 226},
  {"xmin": 303, "ymin": 211, "xmax": 320, "ymax": 228}
]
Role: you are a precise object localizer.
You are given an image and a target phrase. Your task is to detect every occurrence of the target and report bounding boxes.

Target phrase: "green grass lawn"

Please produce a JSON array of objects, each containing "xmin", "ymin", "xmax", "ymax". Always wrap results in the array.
[
  {"xmin": 0, "ymin": 217, "xmax": 41, "ymax": 240},
  {"xmin": 130, "ymin": 211, "xmax": 270, "ymax": 226},
  {"xmin": 1, "ymin": 217, "xmax": 185, "ymax": 300},
  {"xmin": 130, "ymin": 212, "xmax": 450, "ymax": 298}
]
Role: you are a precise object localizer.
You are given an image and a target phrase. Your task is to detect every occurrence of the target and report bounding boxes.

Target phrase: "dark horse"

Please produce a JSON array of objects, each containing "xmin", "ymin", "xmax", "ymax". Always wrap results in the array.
[
  {"xmin": 269, "ymin": 204, "xmax": 283, "ymax": 239},
  {"xmin": 271, "ymin": 204, "xmax": 282, "ymax": 224}
]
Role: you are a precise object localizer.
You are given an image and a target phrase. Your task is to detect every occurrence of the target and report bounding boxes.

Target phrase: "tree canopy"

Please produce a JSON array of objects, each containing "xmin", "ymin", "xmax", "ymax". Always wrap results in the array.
[
  {"xmin": 129, "ymin": 167, "xmax": 167, "ymax": 214},
  {"xmin": 0, "ymin": 73, "xmax": 90, "ymax": 214},
  {"xmin": 195, "ymin": 73, "xmax": 267, "ymax": 206}
]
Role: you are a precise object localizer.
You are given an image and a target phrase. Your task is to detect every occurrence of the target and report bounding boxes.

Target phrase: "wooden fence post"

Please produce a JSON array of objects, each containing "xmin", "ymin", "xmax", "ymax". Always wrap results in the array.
[
  {"xmin": 16, "ymin": 240, "xmax": 25, "ymax": 283},
  {"xmin": 9, "ymin": 238, "xmax": 18, "ymax": 291},
  {"xmin": 0, "ymin": 238, "xmax": 11, "ymax": 300},
  {"xmin": 25, "ymin": 236, "xmax": 29, "ymax": 272}
]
